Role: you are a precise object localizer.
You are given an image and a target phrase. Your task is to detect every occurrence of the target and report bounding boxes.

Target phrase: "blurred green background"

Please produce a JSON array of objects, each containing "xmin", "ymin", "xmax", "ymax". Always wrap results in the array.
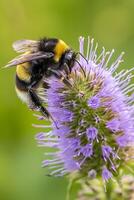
[{"xmin": 0, "ymin": 0, "xmax": 134, "ymax": 199}]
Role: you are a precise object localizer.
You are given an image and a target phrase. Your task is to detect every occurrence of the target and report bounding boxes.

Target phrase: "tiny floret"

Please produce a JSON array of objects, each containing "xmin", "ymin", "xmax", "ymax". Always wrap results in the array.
[
  {"xmin": 86, "ymin": 127, "xmax": 98, "ymax": 141},
  {"xmin": 88, "ymin": 96, "xmax": 100, "ymax": 109},
  {"xmin": 102, "ymin": 166, "xmax": 113, "ymax": 182}
]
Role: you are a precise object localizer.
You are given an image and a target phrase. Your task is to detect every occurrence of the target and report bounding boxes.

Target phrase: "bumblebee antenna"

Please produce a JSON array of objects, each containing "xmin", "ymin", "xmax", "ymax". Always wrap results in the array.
[
  {"xmin": 76, "ymin": 52, "xmax": 88, "ymax": 64},
  {"xmin": 74, "ymin": 59, "xmax": 86, "ymax": 77}
]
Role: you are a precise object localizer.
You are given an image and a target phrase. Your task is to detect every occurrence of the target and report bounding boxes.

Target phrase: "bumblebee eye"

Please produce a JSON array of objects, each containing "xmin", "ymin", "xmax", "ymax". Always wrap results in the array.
[{"xmin": 64, "ymin": 51, "xmax": 74, "ymax": 60}]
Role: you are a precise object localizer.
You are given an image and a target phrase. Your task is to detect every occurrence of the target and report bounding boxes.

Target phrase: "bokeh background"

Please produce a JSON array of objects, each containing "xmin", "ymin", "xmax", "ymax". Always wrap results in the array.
[{"xmin": 0, "ymin": 0, "xmax": 134, "ymax": 199}]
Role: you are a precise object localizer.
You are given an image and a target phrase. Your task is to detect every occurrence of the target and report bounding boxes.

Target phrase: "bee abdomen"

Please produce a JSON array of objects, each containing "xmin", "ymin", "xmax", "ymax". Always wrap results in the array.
[
  {"xmin": 15, "ymin": 86, "xmax": 30, "ymax": 104},
  {"xmin": 16, "ymin": 63, "xmax": 31, "ymax": 82},
  {"xmin": 16, "ymin": 74, "xmax": 29, "ymax": 91}
]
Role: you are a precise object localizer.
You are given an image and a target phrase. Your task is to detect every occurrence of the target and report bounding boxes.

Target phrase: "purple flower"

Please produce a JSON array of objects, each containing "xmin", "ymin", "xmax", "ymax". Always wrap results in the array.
[
  {"xmin": 35, "ymin": 37, "xmax": 134, "ymax": 182},
  {"xmin": 86, "ymin": 127, "xmax": 98, "ymax": 141},
  {"xmin": 106, "ymin": 119, "xmax": 121, "ymax": 132},
  {"xmin": 102, "ymin": 145, "xmax": 113, "ymax": 161},
  {"xmin": 88, "ymin": 96, "xmax": 100, "ymax": 109},
  {"xmin": 80, "ymin": 144, "xmax": 93, "ymax": 158},
  {"xmin": 102, "ymin": 166, "xmax": 112, "ymax": 182},
  {"xmin": 88, "ymin": 169, "xmax": 97, "ymax": 178}
]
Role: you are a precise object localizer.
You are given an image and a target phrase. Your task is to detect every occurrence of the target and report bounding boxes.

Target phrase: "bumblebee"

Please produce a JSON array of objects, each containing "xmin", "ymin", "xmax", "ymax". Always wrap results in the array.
[{"xmin": 5, "ymin": 38, "xmax": 76, "ymax": 121}]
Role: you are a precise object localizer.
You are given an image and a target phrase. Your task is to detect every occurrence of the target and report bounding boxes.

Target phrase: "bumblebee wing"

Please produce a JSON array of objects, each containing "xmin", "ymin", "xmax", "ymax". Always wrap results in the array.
[
  {"xmin": 13, "ymin": 40, "xmax": 39, "ymax": 53},
  {"xmin": 4, "ymin": 52, "xmax": 54, "ymax": 68}
]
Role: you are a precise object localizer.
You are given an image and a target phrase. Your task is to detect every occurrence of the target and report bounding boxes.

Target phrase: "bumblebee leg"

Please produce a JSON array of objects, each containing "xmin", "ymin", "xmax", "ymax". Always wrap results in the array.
[
  {"xmin": 74, "ymin": 59, "xmax": 86, "ymax": 77},
  {"xmin": 28, "ymin": 88, "xmax": 50, "ymax": 118},
  {"xmin": 28, "ymin": 87, "xmax": 59, "ymax": 128},
  {"xmin": 48, "ymin": 68, "xmax": 72, "ymax": 87},
  {"xmin": 62, "ymin": 63, "xmax": 71, "ymax": 75}
]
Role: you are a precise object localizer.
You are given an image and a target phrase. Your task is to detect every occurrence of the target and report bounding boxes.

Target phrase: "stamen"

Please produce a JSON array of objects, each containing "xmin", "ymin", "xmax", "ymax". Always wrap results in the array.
[
  {"xmin": 89, "ymin": 38, "xmax": 94, "ymax": 61},
  {"xmin": 91, "ymin": 42, "xmax": 98, "ymax": 61},
  {"xmin": 109, "ymin": 52, "xmax": 124, "ymax": 73},
  {"xmin": 103, "ymin": 49, "xmax": 114, "ymax": 69},
  {"xmin": 95, "ymin": 47, "xmax": 105, "ymax": 63},
  {"xmin": 32, "ymin": 124, "xmax": 51, "ymax": 128},
  {"xmin": 86, "ymin": 36, "xmax": 90, "ymax": 60}
]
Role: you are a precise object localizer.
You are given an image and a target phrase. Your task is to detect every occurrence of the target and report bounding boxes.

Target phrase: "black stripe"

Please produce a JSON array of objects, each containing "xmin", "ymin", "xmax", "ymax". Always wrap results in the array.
[
  {"xmin": 15, "ymin": 75, "xmax": 29, "ymax": 91},
  {"xmin": 39, "ymin": 38, "xmax": 58, "ymax": 52}
]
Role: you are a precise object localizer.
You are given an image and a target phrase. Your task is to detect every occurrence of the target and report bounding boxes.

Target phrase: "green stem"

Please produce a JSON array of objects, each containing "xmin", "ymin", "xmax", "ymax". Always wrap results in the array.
[
  {"xmin": 66, "ymin": 174, "xmax": 82, "ymax": 200},
  {"xmin": 66, "ymin": 178, "xmax": 74, "ymax": 200},
  {"xmin": 105, "ymin": 181, "xmax": 113, "ymax": 200}
]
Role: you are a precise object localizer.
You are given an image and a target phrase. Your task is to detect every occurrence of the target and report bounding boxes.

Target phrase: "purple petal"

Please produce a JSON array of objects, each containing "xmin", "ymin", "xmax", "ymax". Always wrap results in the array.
[
  {"xmin": 102, "ymin": 145, "xmax": 113, "ymax": 160},
  {"xmin": 80, "ymin": 144, "xmax": 93, "ymax": 158},
  {"xmin": 106, "ymin": 119, "xmax": 121, "ymax": 132},
  {"xmin": 86, "ymin": 127, "xmax": 98, "ymax": 141},
  {"xmin": 102, "ymin": 167, "xmax": 112, "ymax": 182},
  {"xmin": 88, "ymin": 96, "xmax": 100, "ymax": 109}
]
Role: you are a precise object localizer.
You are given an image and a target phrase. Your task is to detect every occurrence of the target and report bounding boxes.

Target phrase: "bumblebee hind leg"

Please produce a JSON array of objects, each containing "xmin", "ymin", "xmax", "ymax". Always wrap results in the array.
[
  {"xmin": 28, "ymin": 87, "xmax": 50, "ymax": 118},
  {"xmin": 28, "ymin": 87, "xmax": 59, "ymax": 128}
]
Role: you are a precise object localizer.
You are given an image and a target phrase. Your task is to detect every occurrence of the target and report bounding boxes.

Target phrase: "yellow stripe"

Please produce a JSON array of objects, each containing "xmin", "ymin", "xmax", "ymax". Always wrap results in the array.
[
  {"xmin": 16, "ymin": 63, "xmax": 31, "ymax": 82},
  {"xmin": 54, "ymin": 40, "xmax": 69, "ymax": 62}
]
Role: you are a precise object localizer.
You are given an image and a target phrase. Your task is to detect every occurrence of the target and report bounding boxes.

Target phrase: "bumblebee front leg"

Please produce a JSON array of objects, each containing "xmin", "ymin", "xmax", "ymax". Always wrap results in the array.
[
  {"xmin": 48, "ymin": 68, "xmax": 72, "ymax": 87},
  {"xmin": 28, "ymin": 87, "xmax": 50, "ymax": 118},
  {"xmin": 61, "ymin": 50, "xmax": 76, "ymax": 73},
  {"xmin": 62, "ymin": 63, "xmax": 71, "ymax": 76}
]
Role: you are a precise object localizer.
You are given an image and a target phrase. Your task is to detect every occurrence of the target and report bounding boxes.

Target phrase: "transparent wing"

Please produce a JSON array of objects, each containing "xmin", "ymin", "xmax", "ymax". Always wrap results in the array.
[
  {"xmin": 12, "ymin": 40, "xmax": 39, "ymax": 53},
  {"xmin": 4, "ymin": 52, "xmax": 54, "ymax": 68}
]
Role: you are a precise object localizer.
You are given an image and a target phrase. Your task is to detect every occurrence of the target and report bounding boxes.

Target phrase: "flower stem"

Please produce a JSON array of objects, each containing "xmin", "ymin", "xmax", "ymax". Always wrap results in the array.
[
  {"xmin": 66, "ymin": 174, "xmax": 81, "ymax": 200},
  {"xmin": 66, "ymin": 178, "xmax": 74, "ymax": 200}
]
